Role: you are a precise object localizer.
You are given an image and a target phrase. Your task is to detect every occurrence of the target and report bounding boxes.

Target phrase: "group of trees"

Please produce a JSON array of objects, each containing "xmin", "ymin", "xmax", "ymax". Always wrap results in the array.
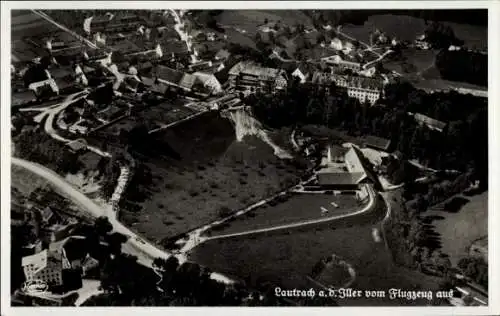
[
  {"xmin": 457, "ymin": 256, "xmax": 488, "ymax": 289},
  {"xmin": 424, "ymin": 21, "xmax": 464, "ymax": 49},
  {"xmin": 14, "ymin": 126, "xmax": 84, "ymax": 175},
  {"xmin": 246, "ymin": 78, "xmax": 487, "ymax": 190},
  {"xmin": 304, "ymin": 9, "xmax": 487, "ymax": 29},
  {"xmin": 435, "ymin": 49, "xmax": 487, "ymax": 87},
  {"xmin": 80, "ymin": 217, "xmax": 284, "ymax": 306}
]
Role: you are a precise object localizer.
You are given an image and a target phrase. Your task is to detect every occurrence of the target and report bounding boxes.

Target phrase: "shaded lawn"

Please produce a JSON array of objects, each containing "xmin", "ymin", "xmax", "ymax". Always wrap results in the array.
[
  {"xmin": 341, "ymin": 14, "xmax": 487, "ymax": 50},
  {"xmin": 425, "ymin": 192, "xmax": 487, "ymax": 266},
  {"xmin": 206, "ymin": 193, "xmax": 361, "ymax": 236},
  {"xmin": 217, "ymin": 10, "xmax": 313, "ymax": 37},
  {"xmin": 119, "ymin": 113, "xmax": 302, "ymax": 243},
  {"xmin": 11, "ymin": 164, "xmax": 49, "ymax": 196},
  {"xmin": 191, "ymin": 196, "xmax": 444, "ymax": 306}
]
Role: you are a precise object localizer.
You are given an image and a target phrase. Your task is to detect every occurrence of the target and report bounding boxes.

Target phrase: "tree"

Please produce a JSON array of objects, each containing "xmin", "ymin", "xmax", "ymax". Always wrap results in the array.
[{"xmin": 94, "ymin": 216, "xmax": 113, "ymax": 236}]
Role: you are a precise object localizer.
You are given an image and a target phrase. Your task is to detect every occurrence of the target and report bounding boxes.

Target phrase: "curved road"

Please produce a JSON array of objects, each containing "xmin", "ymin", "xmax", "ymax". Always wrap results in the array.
[
  {"xmin": 12, "ymin": 157, "xmax": 236, "ymax": 286},
  {"xmin": 206, "ymin": 184, "xmax": 376, "ymax": 241},
  {"xmin": 12, "ymin": 157, "xmax": 168, "ymax": 267}
]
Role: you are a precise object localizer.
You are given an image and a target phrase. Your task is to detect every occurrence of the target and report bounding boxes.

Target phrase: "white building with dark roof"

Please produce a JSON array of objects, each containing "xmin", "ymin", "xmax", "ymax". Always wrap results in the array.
[
  {"xmin": 316, "ymin": 145, "xmax": 367, "ymax": 189},
  {"xmin": 312, "ymin": 72, "xmax": 383, "ymax": 105},
  {"xmin": 22, "ymin": 250, "xmax": 65, "ymax": 287}
]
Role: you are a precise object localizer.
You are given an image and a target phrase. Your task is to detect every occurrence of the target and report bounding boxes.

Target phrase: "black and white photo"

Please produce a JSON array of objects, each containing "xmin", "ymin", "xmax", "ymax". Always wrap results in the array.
[{"xmin": 1, "ymin": 2, "xmax": 497, "ymax": 313}]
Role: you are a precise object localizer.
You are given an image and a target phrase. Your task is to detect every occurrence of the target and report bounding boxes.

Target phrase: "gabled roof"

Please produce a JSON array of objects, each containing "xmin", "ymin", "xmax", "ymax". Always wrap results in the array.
[
  {"xmin": 294, "ymin": 62, "xmax": 315, "ymax": 76},
  {"xmin": 178, "ymin": 73, "xmax": 196, "ymax": 90},
  {"xmin": 365, "ymin": 135, "xmax": 391, "ymax": 151},
  {"xmin": 49, "ymin": 66, "xmax": 73, "ymax": 80},
  {"xmin": 154, "ymin": 65, "xmax": 184, "ymax": 84},
  {"xmin": 110, "ymin": 40, "xmax": 141, "ymax": 54},
  {"xmin": 159, "ymin": 39, "xmax": 189, "ymax": 54},
  {"xmin": 141, "ymin": 76, "xmax": 155, "ymax": 87}
]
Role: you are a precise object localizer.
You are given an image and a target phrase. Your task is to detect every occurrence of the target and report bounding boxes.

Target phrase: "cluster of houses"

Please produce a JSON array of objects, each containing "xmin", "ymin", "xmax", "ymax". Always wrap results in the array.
[
  {"xmin": 21, "ymin": 236, "xmax": 99, "ymax": 291},
  {"xmin": 12, "ymin": 187, "xmax": 100, "ymax": 298}
]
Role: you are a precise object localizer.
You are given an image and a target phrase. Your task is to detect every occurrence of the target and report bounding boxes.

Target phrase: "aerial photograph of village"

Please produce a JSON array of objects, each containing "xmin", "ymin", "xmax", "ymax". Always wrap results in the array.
[{"xmin": 8, "ymin": 7, "xmax": 488, "ymax": 307}]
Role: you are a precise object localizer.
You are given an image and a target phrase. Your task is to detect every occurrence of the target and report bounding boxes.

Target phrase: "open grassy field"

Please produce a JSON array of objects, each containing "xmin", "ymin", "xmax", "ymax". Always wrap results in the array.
[
  {"xmin": 119, "ymin": 112, "xmax": 303, "ymax": 243},
  {"xmin": 206, "ymin": 193, "xmax": 362, "ymax": 237},
  {"xmin": 425, "ymin": 191, "xmax": 488, "ymax": 266},
  {"xmin": 11, "ymin": 10, "xmax": 60, "ymax": 38},
  {"xmin": 190, "ymin": 195, "xmax": 444, "ymax": 306},
  {"xmin": 384, "ymin": 48, "xmax": 438, "ymax": 77},
  {"xmin": 384, "ymin": 47, "xmax": 488, "ymax": 92},
  {"xmin": 216, "ymin": 10, "xmax": 313, "ymax": 37},
  {"xmin": 341, "ymin": 14, "xmax": 487, "ymax": 50},
  {"xmin": 11, "ymin": 164, "xmax": 49, "ymax": 196},
  {"xmin": 141, "ymin": 101, "xmax": 198, "ymax": 130}
]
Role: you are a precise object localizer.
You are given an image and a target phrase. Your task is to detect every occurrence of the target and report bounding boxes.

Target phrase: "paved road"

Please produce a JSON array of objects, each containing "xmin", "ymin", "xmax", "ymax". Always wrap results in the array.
[
  {"xmin": 11, "ymin": 157, "xmax": 235, "ymax": 284},
  {"xmin": 22, "ymin": 90, "xmax": 111, "ymax": 158},
  {"xmin": 206, "ymin": 184, "xmax": 377, "ymax": 240},
  {"xmin": 12, "ymin": 157, "xmax": 167, "ymax": 266}
]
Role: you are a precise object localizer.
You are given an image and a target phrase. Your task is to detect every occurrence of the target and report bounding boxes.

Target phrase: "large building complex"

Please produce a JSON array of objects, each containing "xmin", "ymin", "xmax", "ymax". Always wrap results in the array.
[
  {"xmin": 21, "ymin": 249, "xmax": 66, "ymax": 287},
  {"xmin": 312, "ymin": 72, "xmax": 383, "ymax": 105},
  {"xmin": 228, "ymin": 61, "xmax": 287, "ymax": 93}
]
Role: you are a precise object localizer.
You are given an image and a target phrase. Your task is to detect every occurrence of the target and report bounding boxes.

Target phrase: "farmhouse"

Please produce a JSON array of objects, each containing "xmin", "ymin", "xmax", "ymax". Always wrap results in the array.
[
  {"xmin": 316, "ymin": 145, "xmax": 368, "ymax": 189},
  {"xmin": 291, "ymin": 63, "xmax": 315, "ymax": 84},
  {"xmin": 228, "ymin": 61, "xmax": 287, "ymax": 92}
]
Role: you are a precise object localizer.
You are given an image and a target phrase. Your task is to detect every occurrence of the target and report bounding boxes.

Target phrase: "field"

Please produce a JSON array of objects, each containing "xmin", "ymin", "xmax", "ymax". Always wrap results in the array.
[
  {"xmin": 216, "ymin": 10, "xmax": 313, "ymax": 37},
  {"xmin": 384, "ymin": 48, "xmax": 437, "ymax": 76},
  {"xmin": 425, "ymin": 191, "xmax": 488, "ymax": 266},
  {"xmin": 341, "ymin": 14, "xmax": 487, "ymax": 50},
  {"xmin": 141, "ymin": 101, "xmax": 198, "ymax": 130},
  {"xmin": 11, "ymin": 11, "xmax": 62, "ymax": 62},
  {"xmin": 383, "ymin": 47, "xmax": 488, "ymax": 92},
  {"xmin": 11, "ymin": 164, "xmax": 50, "ymax": 196},
  {"xmin": 190, "ymin": 195, "xmax": 445, "ymax": 306},
  {"xmin": 101, "ymin": 117, "xmax": 139, "ymax": 136},
  {"xmin": 119, "ymin": 112, "xmax": 303, "ymax": 243},
  {"xmin": 206, "ymin": 193, "xmax": 362, "ymax": 237}
]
